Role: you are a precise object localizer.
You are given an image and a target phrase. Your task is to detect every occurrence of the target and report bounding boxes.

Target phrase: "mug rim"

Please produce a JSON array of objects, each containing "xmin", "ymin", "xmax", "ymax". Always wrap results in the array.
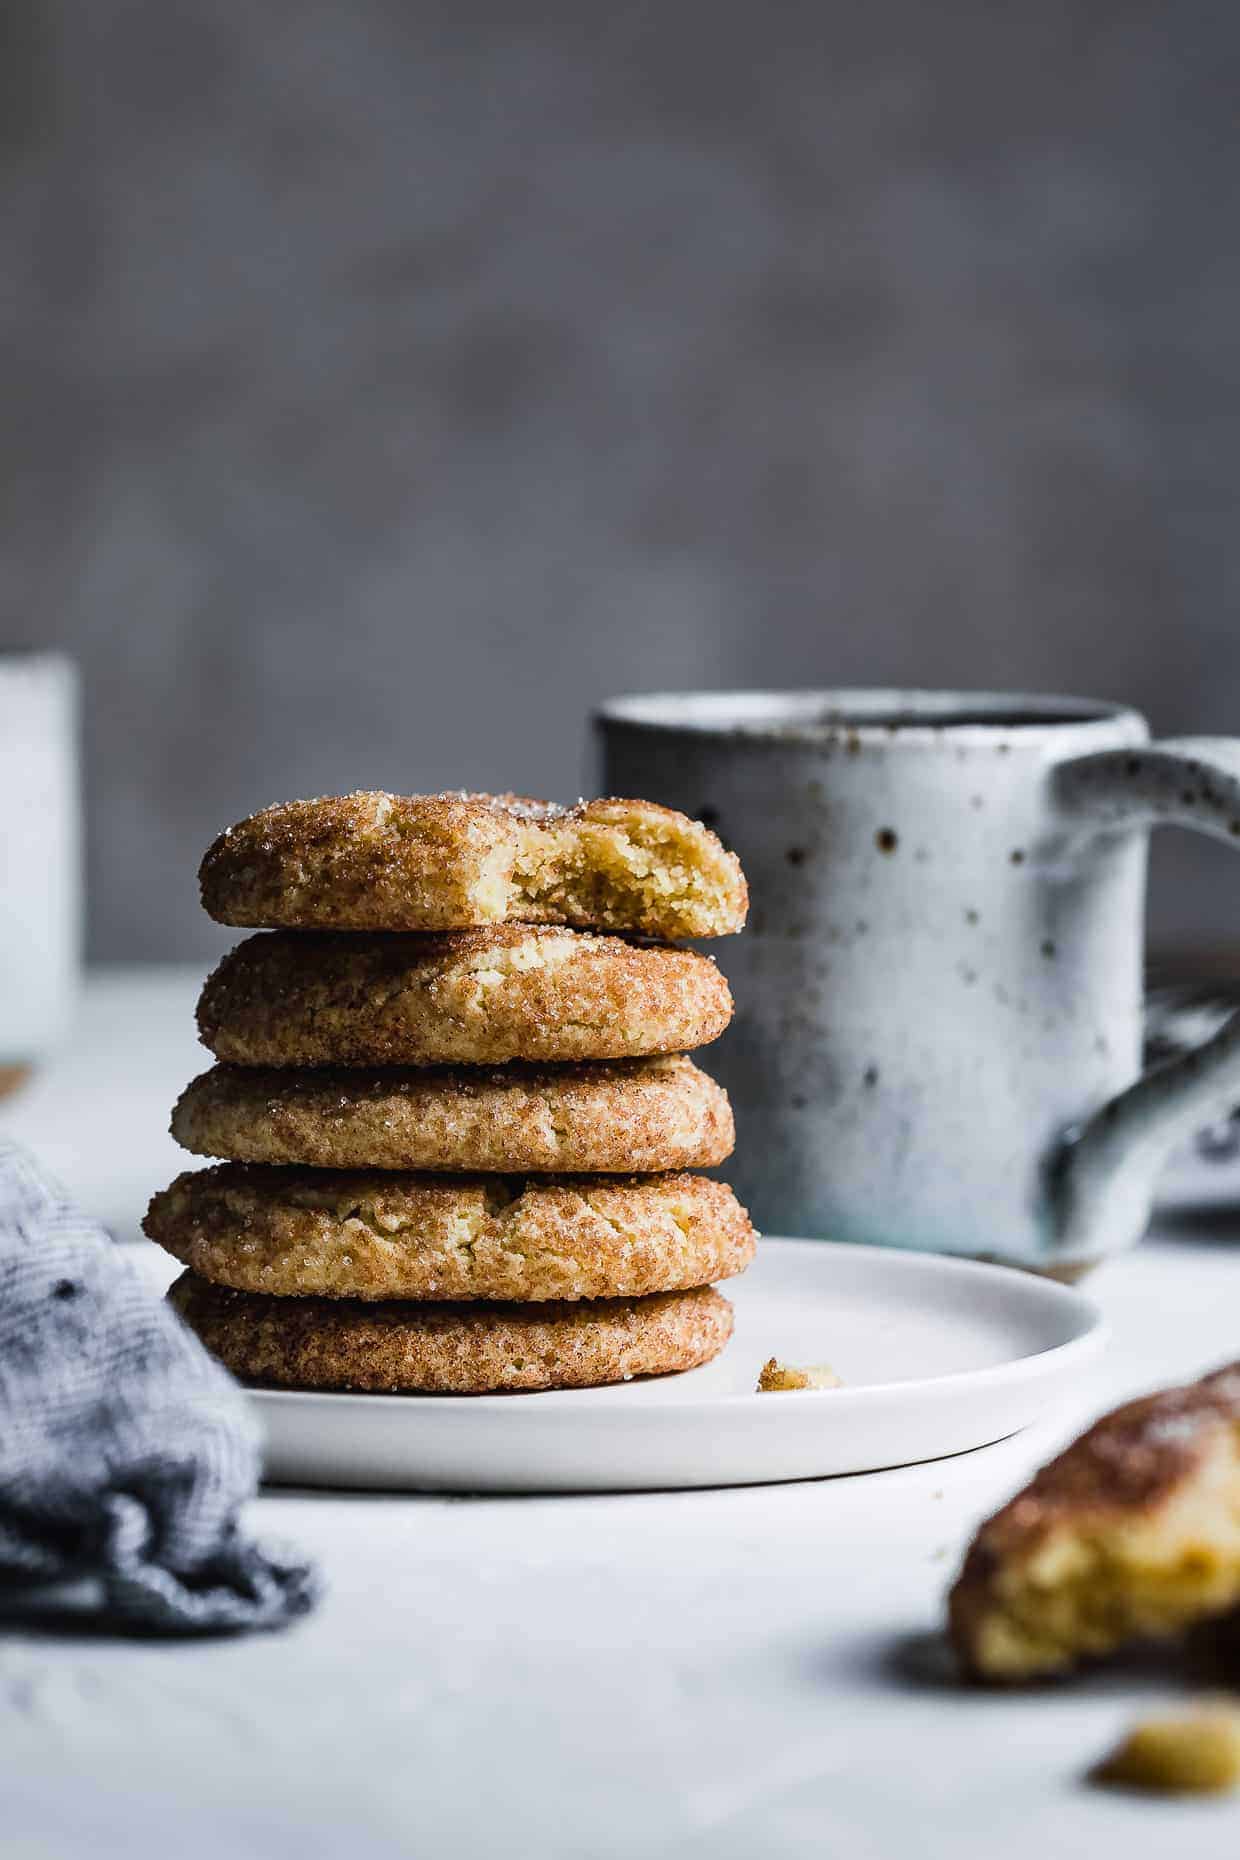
[{"xmin": 594, "ymin": 688, "xmax": 1147, "ymax": 746}]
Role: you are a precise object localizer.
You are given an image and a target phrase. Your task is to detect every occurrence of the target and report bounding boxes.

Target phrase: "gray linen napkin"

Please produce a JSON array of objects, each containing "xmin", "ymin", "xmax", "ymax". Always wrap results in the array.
[{"xmin": 0, "ymin": 1140, "xmax": 318, "ymax": 1631}]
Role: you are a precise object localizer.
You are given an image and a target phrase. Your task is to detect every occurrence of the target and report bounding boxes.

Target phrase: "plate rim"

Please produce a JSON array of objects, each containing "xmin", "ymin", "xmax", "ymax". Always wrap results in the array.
[{"xmin": 244, "ymin": 1237, "xmax": 1107, "ymax": 1416}]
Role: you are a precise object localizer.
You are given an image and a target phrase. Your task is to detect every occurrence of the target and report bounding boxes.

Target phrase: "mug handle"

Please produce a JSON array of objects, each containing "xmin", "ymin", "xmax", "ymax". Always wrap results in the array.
[{"xmin": 1050, "ymin": 738, "xmax": 1240, "ymax": 1253}]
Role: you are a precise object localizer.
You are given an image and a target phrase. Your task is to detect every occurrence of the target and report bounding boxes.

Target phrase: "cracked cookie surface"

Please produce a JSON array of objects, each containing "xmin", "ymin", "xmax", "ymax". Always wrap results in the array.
[
  {"xmin": 146, "ymin": 1165, "xmax": 756, "ymax": 1301},
  {"xmin": 172, "ymin": 1055, "xmax": 734, "ymax": 1173},
  {"xmin": 168, "ymin": 1274, "xmax": 735, "ymax": 1393},
  {"xmin": 199, "ymin": 791, "xmax": 747, "ymax": 940},
  {"xmin": 197, "ymin": 926, "xmax": 733, "ymax": 1066}
]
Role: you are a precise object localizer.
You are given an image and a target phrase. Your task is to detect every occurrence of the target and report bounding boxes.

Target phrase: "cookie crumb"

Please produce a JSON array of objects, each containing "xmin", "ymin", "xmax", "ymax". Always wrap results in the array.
[
  {"xmin": 757, "ymin": 1357, "xmax": 842, "ymax": 1392},
  {"xmin": 1091, "ymin": 1704, "xmax": 1240, "ymax": 1795}
]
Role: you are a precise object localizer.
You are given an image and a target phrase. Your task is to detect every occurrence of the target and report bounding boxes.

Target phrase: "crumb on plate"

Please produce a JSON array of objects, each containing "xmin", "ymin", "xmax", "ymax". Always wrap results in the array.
[{"xmin": 757, "ymin": 1357, "xmax": 843, "ymax": 1392}]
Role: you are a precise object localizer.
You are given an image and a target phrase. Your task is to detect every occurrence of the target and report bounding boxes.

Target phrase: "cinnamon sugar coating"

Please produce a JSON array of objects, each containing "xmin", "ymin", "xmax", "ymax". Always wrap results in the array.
[
  {"xmin": 146, "ymin": 1165, "xmax": 756, "ymax": 1302},
  {"xmin": 169, "ymin": 1273, "xmax": 734, "ymax": 1393},
  {"xmin": 197, "ymin": 927, "xmax": 733, "ymax": 1067},
  {"xmin": 171, "ymin": 1055, "xmax": 734, "ymax": 1173},
  {"xmin": 200, "ymin": 791, "xmax": 747, "ymax": 940}
]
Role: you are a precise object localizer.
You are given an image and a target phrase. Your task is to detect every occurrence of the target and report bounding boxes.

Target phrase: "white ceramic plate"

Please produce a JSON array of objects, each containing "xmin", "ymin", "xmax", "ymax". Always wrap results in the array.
[{"xmin": 249, "ymin": 1238, "xmax": 1105, "ymax": 1492}]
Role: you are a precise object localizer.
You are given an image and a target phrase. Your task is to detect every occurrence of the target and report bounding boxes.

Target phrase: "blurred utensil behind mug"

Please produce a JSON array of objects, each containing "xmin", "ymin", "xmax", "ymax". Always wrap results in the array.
[
  {"xmin": 1145, "ymin": 947, "xmax": 1240, "ymax": 1166},
  {"xmin": 0, "ymin": 653, "xmax": 80, "ymax": 1092}
]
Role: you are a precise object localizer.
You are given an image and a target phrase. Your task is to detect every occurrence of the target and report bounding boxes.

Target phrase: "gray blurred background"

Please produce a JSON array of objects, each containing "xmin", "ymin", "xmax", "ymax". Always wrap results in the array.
[{"xmin": 3, "ymin": 0, "xmax": 1238, "ymax": 961}]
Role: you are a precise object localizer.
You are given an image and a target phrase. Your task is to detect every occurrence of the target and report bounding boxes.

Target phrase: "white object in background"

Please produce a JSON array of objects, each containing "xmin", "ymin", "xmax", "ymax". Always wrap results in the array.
[
  {"xmin": 0, "ymin": 652, "xmax": 80, "ymax": 1068},
  {"xmin": 230, "ymin": 1239, "xmax": 1105, "ymax": 1492}
]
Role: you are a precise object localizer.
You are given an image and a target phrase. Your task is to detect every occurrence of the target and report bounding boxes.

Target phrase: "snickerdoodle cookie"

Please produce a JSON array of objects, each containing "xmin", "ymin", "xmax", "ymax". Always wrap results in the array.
[
  {"xmin": 199, "ymin": 791, "xmax": 747, "ymax": 940},
  {"xmin": 950, "ymin": 1360, "xmax": 1240, "ymax": 1681},
  {"xmin": 197, "ymin": 927, "xmax": 732, "ymax": 1067},
  {"xmin": 171, "ymin": 1055, "xmax": 734, "ymax": 1173},
  {"xmin": 145, "ymin": 1165, "xmax": 755, "ymax": 1302},
  {"xmin": 168, "ymin": 1272, "xmax": 734, "ymax": 1392}
]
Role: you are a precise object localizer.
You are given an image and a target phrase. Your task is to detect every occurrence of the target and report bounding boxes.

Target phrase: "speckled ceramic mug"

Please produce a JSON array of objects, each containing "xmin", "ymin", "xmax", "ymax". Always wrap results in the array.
[{"xmin": 597, "ymin": 690, "xmax": 1240, "ymax": 1273}]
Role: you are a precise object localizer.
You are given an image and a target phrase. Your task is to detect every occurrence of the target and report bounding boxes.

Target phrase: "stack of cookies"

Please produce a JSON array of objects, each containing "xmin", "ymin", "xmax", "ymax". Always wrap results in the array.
[{"xmin": 145, "ymin": 793, "xmax": 756, "ymax": 1394}]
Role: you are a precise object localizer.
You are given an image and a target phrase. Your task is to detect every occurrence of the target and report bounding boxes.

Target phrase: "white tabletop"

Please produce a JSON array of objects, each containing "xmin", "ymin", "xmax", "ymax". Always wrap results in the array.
[{"xmin": 3, "ymin": 971, "xmax": 1239, "ymax": 1860}]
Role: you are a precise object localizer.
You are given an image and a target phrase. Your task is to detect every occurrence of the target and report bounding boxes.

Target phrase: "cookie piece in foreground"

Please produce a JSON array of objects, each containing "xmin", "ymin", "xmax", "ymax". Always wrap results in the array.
[
  {"xmin": 145, "ymin": 1166, "xmax": 756, "ymax": 1302},
  {"xmin": 199, "ymin": 791, "xmax": 747, "ymax": 940},
  {"xmin": 172, "ymin": 1055, "xmax": 734, "ymax": 1173},
  {"xmin": 168, "ymin": 1273, "xmax": 734, "ymax": 1393},
  {"xmin": 949, "ymin": 1361, "xmax": 1240, "ymax": 1681},
  {"xmin": 197, "ymin": 927, "xmax": 732, "ymax": 1067}
]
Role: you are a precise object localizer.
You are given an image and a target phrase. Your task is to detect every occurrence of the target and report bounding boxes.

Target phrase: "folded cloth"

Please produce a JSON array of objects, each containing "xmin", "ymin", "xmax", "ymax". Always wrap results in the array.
[{"xmin": 0, "ymin": 1141, "xmax": 318, "ymax": 1632}]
